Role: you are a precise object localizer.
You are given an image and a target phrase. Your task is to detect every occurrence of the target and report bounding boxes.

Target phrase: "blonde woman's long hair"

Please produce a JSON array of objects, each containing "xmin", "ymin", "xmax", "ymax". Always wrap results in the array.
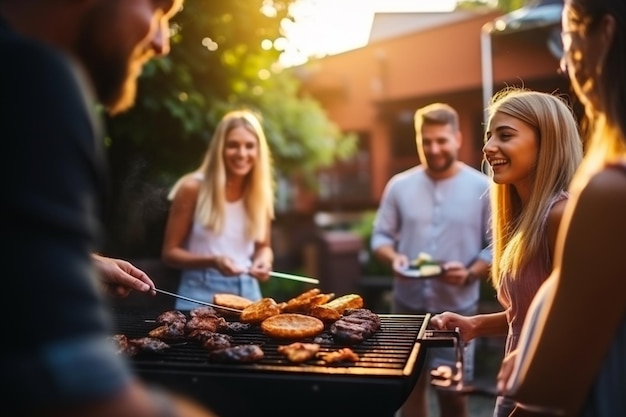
[
  {"xmin": 169, "ymin": 110, "xmax": 275, "ymax": 241},
  {"xmin": 487, "ymin": 88, "xmax": 583, "ymax": 287}
]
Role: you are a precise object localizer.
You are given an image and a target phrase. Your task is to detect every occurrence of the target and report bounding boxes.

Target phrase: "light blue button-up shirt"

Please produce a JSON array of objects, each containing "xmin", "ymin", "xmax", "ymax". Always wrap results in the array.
[{"xmin": 371, "ymin": 164, "xmax": 492, "ymax": 312}]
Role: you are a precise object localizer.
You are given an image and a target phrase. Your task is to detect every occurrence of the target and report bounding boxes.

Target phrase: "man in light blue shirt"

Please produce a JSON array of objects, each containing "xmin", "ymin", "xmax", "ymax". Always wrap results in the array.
[{"xmin": 371, "ymin": 103, "xmax": 491, "ymax": 417}]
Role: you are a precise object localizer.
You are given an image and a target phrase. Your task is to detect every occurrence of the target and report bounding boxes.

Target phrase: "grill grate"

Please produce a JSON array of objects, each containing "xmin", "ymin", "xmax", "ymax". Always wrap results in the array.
[
  {"xmin": 110, "ymin": 308, "xmax": 431, "ymax": 417},
  {"xmin": 111, "ymin": 309, "xmax": 427, "ymax": 377}
]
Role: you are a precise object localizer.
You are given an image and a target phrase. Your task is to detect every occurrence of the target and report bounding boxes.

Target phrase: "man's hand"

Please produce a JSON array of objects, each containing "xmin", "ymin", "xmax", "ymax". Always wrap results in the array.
[
  {"xmin": 92, "ymin": 254, "xmax": 156, "ymax": 297},
  {"xmin": 440, "ymin": 261, "xmax": 473, "ymax": 286}
]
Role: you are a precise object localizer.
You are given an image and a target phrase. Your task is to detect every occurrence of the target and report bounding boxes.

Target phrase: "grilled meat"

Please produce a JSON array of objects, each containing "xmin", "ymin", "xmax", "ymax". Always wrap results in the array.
[
  {"xmin": 330, "ymin": 308, "xmax": 381, "ymax": 345},
  {"xmin": 188, "ymin": 330, "xmax": 233, "ymax": 351},
  {"xmin": 240, "ymin": 297, "xmax": 281, "ymax": 323},
  {"xmin": 277, "ymin": 342, "xmax": 320, "ymax": 363},
  {"xmin": 190, "ymin": 306, "xmax": 218, "ymax": 317},
  {"xmin": 209, "ymin": 344, "xmax": 265, "ymax": 363},
  {"xmin": 110, "ymin": 334, "xmax": 138, "ymax": 356},
  {"xmin": 156, "ymin": 310, "xmax": 186, "ymax": 325},
  {"xmin": 149, "ymin": 320, "xmax": 186, "ymax": 340},
  {"xmin": 224, "ymin": 321, "xmax": 252, "ymax": 333},
  {"xmin": 281, "ymin": 288, "xmax": 320, "ymax": 313},
  {"xmin": 280, "ymin": 289, "xmax": 336, "ymax": 314},
  {"xmin": 185, "ymin": 314, "xmax": 228, "ymax": 333},
  {"xmin": 310, "ymin": 294, "xmax": 364, "ymax": 321},
  {"xmin": 129, "ymin": 337, "xmax": 171, "ymax": 353},
  {"xmin": 317, "ymin": 347, "xmax": 359, "ymax": 364},
  {"xmin": 312, "ymin": 334, "xmax": 334, "ymax": 345}
]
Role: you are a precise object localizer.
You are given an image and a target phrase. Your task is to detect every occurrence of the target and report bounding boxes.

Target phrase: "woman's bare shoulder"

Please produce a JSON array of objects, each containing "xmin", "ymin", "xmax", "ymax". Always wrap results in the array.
[
  {"xmin": 580, "ymin": 167, "xmax": 626, "ymax": 205},
  {"xmin": 172, "ymin": 174, "xmax": 202, "ymax": 201}
]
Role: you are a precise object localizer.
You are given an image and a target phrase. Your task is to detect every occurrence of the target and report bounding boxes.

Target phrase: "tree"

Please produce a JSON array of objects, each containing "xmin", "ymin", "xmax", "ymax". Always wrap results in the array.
[
  {"xmin": 103, "ymin": 0, "xmax": 357, "ymax": 257},
  {"xmin": 456, "ymin": 0, "xmax": 528, "ymax": 12}
]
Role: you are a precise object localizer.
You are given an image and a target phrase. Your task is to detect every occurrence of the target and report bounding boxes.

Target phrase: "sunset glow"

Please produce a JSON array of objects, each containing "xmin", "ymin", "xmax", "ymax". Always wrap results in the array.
[{"xmin": 280, "ymin": 0, "xmax": 458, "ymax": 67}]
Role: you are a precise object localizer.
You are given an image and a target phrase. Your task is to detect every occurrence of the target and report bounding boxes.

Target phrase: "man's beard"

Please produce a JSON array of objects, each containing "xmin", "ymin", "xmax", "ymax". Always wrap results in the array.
[
  {"xmin": 75, "ymin": 17, "xmax": 138, "ymax": 115},
  {"xmin": 425, "ymin": 155, "xmax": 454, "ymax": 173}
]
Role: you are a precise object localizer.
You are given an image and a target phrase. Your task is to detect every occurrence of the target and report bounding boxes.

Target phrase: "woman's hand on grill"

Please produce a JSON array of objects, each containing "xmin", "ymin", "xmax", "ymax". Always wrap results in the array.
[{"xmin": 429, "ymin": 311, "xmax": 476, "ymax": 343}]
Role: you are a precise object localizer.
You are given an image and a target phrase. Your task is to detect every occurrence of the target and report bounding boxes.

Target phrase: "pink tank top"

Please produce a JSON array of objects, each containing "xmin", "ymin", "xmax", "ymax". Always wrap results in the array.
[{"xmin": 497, "ymin": 191, "xmax": 569, "ymax": 355}]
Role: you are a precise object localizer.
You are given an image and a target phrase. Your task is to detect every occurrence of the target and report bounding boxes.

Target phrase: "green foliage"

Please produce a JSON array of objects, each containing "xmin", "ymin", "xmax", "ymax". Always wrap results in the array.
[
  {"xmin": 260, "ymin": 272, "xmax": 312, "ymax": 301},
  {"xmin": 347, "ymin": 211, "xmax": 392, "ymax": 276},
  {"xmin": 102, "ymin": 0, "xmax": 357, "ymax": 256},
  {"xmin": 456, "ymin": 0, "xmax": 528, "ymax": 12}
]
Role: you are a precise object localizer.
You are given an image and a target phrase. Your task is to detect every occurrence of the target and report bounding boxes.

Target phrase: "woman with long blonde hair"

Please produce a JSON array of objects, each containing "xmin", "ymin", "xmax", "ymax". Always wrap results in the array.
[
  {"xmin": 431, "ymin": 87, "xmax": 582, "ymax": 417},
  {"xmin": 162, "ymin": 109, "xmax": 275, "ymax": 308}
]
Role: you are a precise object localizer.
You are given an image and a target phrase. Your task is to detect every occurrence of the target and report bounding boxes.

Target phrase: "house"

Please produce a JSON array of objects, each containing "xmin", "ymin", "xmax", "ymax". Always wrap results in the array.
[{"xmin": 293, "ymin": 1, "xmax": 569, "ymax": 215}]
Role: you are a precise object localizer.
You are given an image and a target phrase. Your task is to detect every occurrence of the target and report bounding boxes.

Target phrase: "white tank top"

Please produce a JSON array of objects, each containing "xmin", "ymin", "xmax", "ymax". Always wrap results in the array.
[{"xmin": 185, "ymin": 198, "xmax": 254, "ymax": 270}]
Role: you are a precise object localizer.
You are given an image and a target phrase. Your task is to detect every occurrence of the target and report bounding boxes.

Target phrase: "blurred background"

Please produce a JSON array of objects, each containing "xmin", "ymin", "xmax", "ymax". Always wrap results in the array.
[{"xmin": 102, "ymin": 0, "xmax": 566, "ymax": 310}]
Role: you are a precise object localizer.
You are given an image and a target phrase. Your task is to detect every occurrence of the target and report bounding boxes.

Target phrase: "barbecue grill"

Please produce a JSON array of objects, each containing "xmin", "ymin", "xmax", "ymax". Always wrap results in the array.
[{"xmin": 111, "ymin": 308, "xmax": 452, "ymax": 417}]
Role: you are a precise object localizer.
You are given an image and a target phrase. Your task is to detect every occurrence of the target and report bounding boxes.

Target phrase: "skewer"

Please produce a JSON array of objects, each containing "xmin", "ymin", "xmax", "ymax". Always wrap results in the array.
[
  {"xmin": 269, "ymin": 271, "xmax": 319, "ymax": 284},
  {"xmin": 153, "ymin": 288, "xmax": 242, "ymax": 313}
]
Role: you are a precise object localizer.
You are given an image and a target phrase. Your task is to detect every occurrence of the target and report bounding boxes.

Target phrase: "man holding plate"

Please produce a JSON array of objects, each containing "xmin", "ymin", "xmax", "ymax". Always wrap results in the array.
[{"xmin": 370, "ymin": 102, "xmax": 492, "ymax": 417}]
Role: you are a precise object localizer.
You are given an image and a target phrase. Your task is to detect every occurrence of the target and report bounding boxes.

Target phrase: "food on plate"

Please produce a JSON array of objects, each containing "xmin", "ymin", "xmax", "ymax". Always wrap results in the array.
[
  {"xmin": 261, "ymin": 313, "xmax": 325, "ymax": 339},
  {"xmin": 209, "ymin": 344, "xmax": 265, "ymax": 363},
  {"xmin": 148, "ymin": 320, "xmax": 186, "ymax": 340},
  {"xmin": 330, "ymin": 308, "xmax": 381, "ymax": 345},
  {"xmin": 156, "ymin": 310, "xmax": 186, "ymax": 325},
  {"xmin": 316, "ymin": 347, "xmax": 359, "ymax": 364},
  {"xmin": 409, "ymin": 251, "xmax": 433, "ymax": 267},
  {"xmin": 240, "ymin": 297, "xmax": 281, "ymax": 323},
  {"xmin": 277, "ymin": 342, "xmax": 320, "ymax": 363},
  {"xmin": 213, "ymin": 293, "xmax": 253, "ymax": 311},
  {"xmin": 310, "ymin": 294, "xmax": 364, "ymax": 321},
  {"xmin": 408, "ymin": 252, "xmax": 443, "ymax": 276}
]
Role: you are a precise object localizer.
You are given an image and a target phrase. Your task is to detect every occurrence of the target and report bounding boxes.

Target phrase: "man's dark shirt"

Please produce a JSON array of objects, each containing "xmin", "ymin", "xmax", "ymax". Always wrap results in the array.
[{"xmin": 0, "ymin": 15, "xmax": 130, "ymax": 407}]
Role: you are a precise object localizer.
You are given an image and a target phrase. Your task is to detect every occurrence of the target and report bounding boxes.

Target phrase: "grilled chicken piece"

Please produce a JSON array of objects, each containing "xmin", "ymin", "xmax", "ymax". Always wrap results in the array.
[
  {"xmin": 330, "ymin": 308, "xmax": 381, "ymax": 345},
  {"xmin": 129, "ymin": 337, "xmax": 171, "ymax": 353},
  {"xmin": 277, "ymin": 342, "xmax": 320, "ymax": 363},
  {"xmin": 209, "ymin": 344, "xmax": 265, "ymax": 363},
  {"xmin": 281, "ymin": 288, "xmax": 320, "ymax": 313},
  {"xmin": 149, "ymin": 320, "xmax": 186, "ymax": 340},
  {"xmin": 308, "ymin": 293, "xmax": 335, "ymax": 309},
  {"xmin": 156, "ymin": 310, "xmax": 186, "ymax": 325},
  {"xmin": 110, "ymin": 334, "xmax": 138, "ymax": 356},
  {"xmin": 310, "ymin": 294, "xmax": 364, "ymax": 321},
  {"xmin": 185, "ymin": 315, "xmax": 228, "ymax": 333},
  {"xmin": 240, "ymin": 297, "xmax": 281, "ymax": 323},
  {"xmin": 317, "ymin": 347, "xmax": 359, "ymax": 364}
]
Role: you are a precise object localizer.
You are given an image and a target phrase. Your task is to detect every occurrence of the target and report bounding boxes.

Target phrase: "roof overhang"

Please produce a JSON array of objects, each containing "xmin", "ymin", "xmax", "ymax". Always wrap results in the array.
[{"xmin": 488, "ymin": 0, "xmax": 563, "ymax": 36}]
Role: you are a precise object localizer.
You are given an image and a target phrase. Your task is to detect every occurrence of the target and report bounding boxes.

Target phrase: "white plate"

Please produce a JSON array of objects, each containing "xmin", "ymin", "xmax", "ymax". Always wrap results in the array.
[{"xmin": 395, "ymin": 265, "xmax": 443, "ymax": 279}]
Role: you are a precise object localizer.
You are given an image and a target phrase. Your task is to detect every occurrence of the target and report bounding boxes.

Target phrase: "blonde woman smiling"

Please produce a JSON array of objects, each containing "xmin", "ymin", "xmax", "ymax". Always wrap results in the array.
[{"xmin": 162, "ymin": 110, "xmax": 275, "ymax": 309}]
